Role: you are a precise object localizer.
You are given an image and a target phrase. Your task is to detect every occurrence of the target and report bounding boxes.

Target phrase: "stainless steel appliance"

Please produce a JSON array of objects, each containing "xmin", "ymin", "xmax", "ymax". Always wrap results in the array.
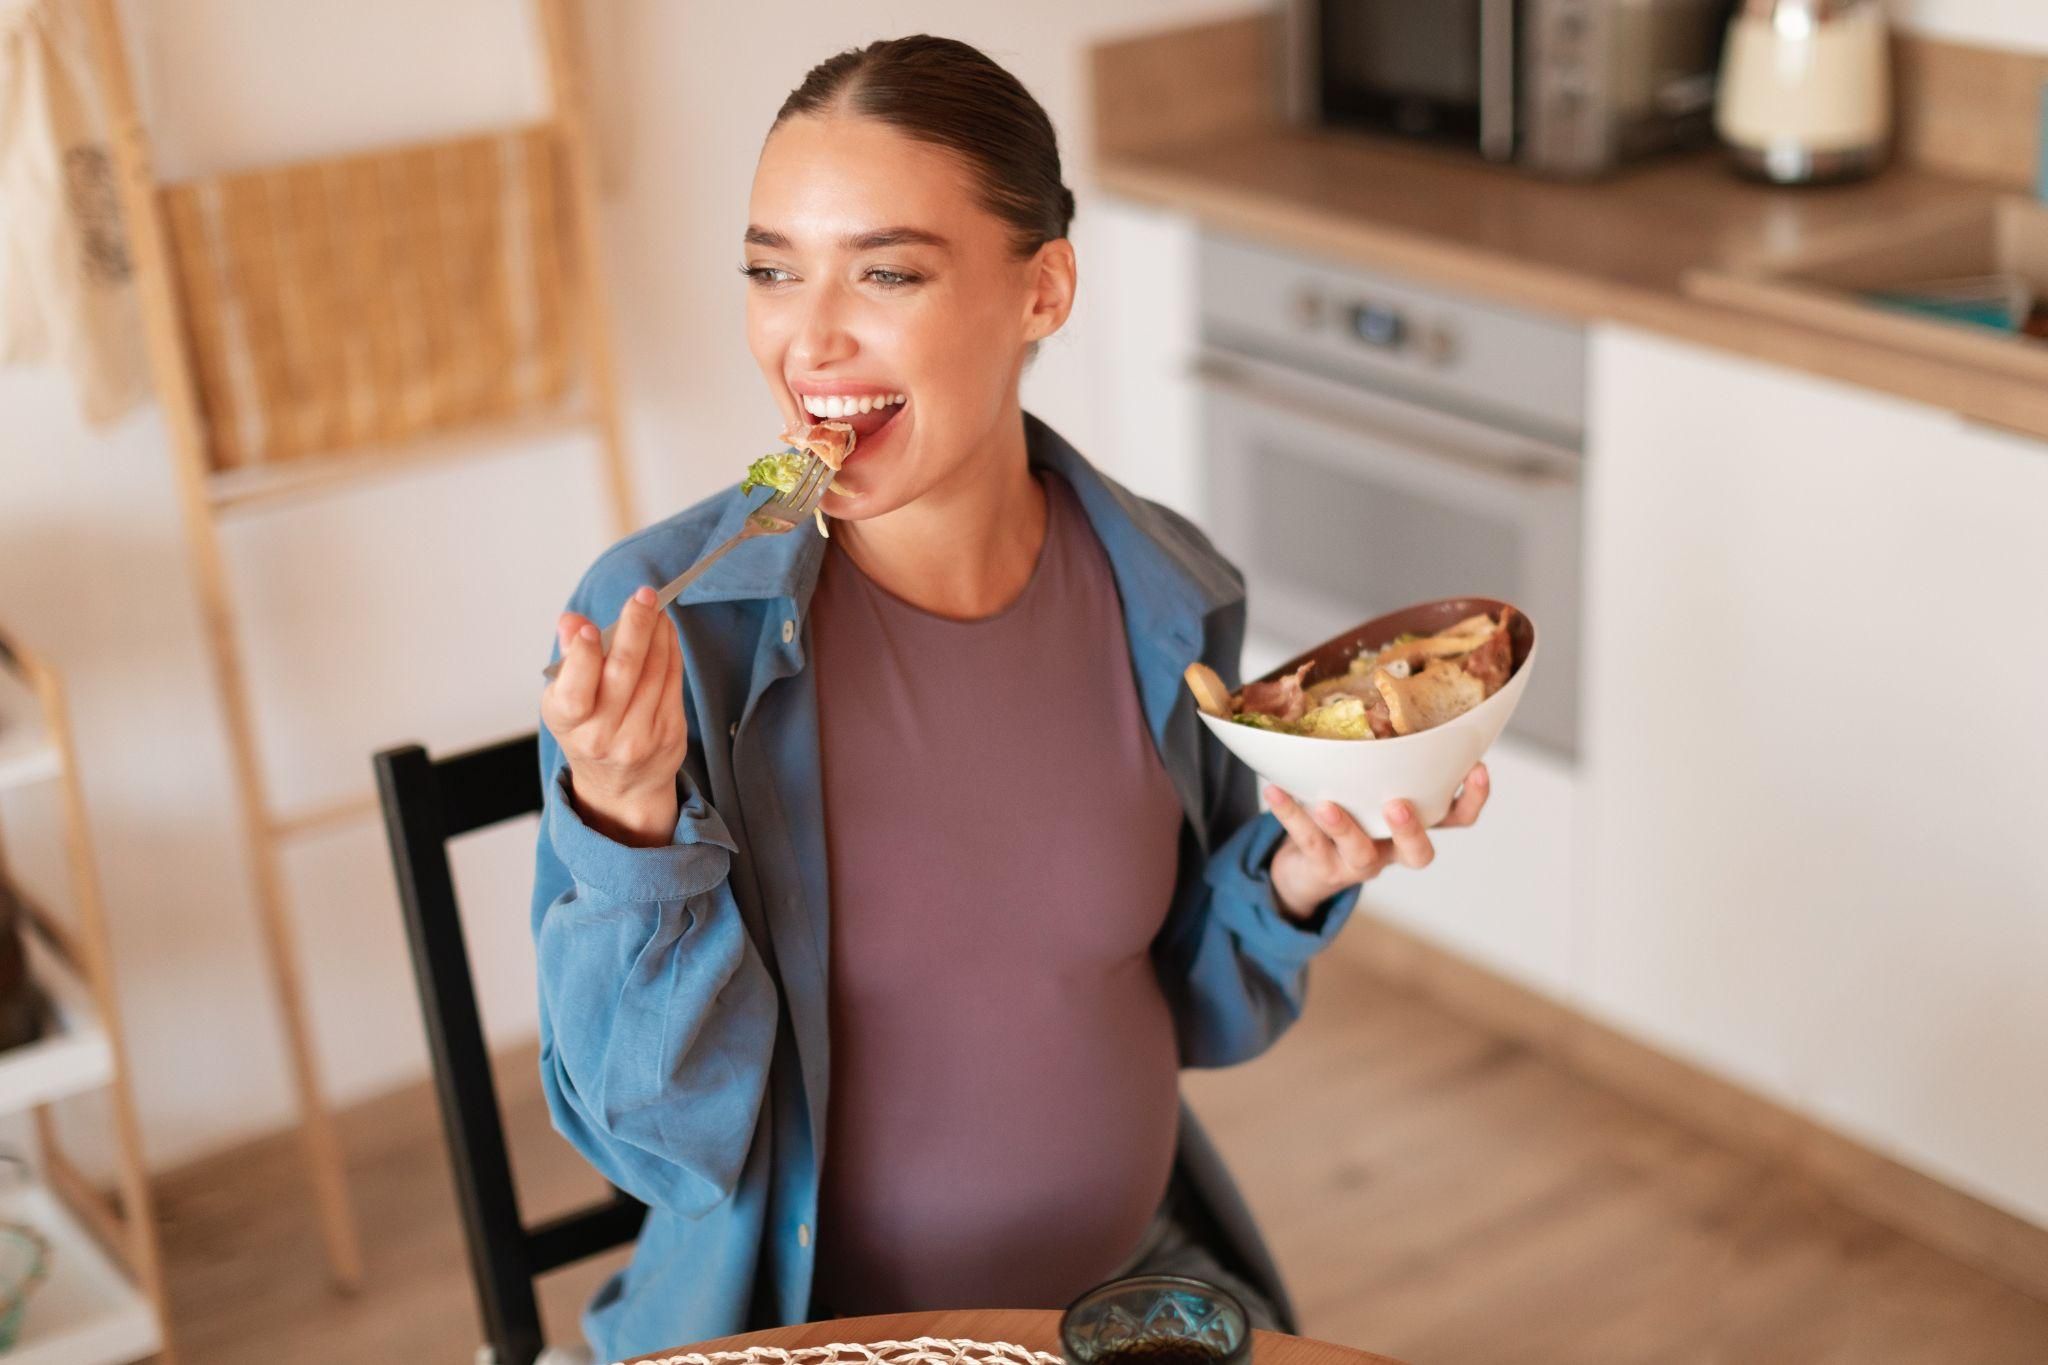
[
  {"xmin": 1195, "ymin": 233, "xmax": 1585, "ymax": 759},
  {"xmin": 1285, "ymin": 0, "xmax": 1737, "ymax": 177}
]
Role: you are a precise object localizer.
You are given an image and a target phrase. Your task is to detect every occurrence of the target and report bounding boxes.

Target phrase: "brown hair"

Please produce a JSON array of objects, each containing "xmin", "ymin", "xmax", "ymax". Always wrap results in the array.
[{"xmin": 771, "ymin": 36, "xmax": 1076, "ymax": 257}]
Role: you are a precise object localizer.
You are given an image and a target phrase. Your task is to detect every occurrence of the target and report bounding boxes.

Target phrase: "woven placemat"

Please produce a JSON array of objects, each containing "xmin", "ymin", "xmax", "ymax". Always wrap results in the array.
[{"xmin": 627, "ymin": 1337, "xmax": 1066, "ymax": 1365}]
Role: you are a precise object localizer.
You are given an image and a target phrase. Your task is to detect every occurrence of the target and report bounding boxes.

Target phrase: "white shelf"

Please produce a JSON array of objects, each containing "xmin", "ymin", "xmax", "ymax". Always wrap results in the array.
[
  {"xmin": 0, "ymin": 1180, "xmax": 158, "ymax": 1365},
  {"xmin": 0, "ymin": 667, "xmax": 60, "ymax": 796},
  {"xmin": 0, "ymin": 936, "xmax": 115, "ymax": 1120}
]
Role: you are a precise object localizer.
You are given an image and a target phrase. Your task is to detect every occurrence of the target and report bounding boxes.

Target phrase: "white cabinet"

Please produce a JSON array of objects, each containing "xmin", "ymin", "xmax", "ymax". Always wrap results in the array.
[
  {"xmin": 1354, "ymin": 733, "xmax": 1578, "ymax": 1002},
  {"xmin": 1579, "ymin": 325, "xmax": 2048, "ymax": 1226}
]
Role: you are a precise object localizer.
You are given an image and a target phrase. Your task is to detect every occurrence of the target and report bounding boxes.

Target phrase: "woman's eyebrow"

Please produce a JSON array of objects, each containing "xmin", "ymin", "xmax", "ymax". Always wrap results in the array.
[
  {"xmin": 743, "ymin": 225, "xmax": 952, "ymax": 252},
  {"xmin": 842, "ymin": 227, "xmax": 951, "ymax": 251}
]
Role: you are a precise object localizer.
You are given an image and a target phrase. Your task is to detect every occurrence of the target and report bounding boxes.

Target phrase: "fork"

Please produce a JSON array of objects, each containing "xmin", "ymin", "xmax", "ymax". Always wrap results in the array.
[{"xmin": 540, "ymin": 453, "xmax": 833, "ymax": 681}]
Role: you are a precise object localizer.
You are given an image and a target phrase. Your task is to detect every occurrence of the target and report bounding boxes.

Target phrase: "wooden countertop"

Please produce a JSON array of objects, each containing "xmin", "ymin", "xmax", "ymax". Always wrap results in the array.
[{"xmin": 1096, "ymin": 127, "xmax": 2048, "ymax": 444}]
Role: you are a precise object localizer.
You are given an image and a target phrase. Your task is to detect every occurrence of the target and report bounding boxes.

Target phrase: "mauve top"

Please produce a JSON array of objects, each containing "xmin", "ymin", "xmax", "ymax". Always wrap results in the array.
[{"xmin": 807, "ymin": 469, "xmax": 1187, "ymax": 1314}]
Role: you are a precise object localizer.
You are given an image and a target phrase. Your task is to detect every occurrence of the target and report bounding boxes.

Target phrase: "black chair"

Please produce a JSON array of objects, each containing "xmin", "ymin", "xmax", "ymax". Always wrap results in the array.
[{"xmin": 375, "ymin": 733, "xmax": 646, "ymax": 1365}]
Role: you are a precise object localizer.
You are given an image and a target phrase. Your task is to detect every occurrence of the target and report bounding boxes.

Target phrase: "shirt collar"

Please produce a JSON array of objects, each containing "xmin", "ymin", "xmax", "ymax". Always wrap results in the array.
[{"xmin": 674, "ymin": 412, "xmax": 1240, "ymax": 654}]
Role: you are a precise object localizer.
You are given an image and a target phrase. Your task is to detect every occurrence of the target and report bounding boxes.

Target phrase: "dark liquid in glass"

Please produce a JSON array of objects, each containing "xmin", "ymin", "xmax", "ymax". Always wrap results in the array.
[{"xmin": 1092, "ymin": 1340, "xmax": 1228, "ymax": 1365}]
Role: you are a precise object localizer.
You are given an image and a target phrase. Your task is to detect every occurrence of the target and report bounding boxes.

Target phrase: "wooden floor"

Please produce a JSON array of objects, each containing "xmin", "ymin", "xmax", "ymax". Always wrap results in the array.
[{"xmin": 156, "ymin": 945, "xmax": 2048, "ymax": 1364}]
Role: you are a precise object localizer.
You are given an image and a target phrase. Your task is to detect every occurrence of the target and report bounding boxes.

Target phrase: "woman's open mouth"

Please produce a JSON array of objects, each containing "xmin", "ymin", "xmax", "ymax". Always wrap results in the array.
[{"xmin": 798, "ymin": 390, "xmax": 907, "ymax": 461}]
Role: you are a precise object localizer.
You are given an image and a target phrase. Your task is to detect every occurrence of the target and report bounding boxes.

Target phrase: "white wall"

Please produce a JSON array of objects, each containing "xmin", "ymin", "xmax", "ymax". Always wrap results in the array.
[
  {"xmin": 0, "ymin": 0, "xmax": 1252, "ymax": 1173},
  {"xmin": 1892, "ymin": 0, "xmax": 2048, "ymax": 54}
]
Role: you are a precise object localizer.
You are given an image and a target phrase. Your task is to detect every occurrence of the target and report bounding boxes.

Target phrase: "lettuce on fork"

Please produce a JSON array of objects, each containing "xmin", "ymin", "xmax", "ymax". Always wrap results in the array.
[
  {"xmin": 740, "ymin": 420, "xmax": 857, "ymax": 538},
  {"xmin": 740, "ymin": 453, "xmax": 808, "ymax": 498}
]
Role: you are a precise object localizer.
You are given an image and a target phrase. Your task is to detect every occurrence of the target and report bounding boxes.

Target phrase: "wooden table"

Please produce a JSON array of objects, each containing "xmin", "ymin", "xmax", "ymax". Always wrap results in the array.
[{"xmin": 624, "ymin": 1310, "xmax": 1410, "ymax": 1365}]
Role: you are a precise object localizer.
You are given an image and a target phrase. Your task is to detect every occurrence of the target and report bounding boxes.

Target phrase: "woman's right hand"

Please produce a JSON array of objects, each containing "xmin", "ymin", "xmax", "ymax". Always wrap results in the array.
[{"xmin": 541, "ymin": 586, "xmax": 689, "ymax": 848}]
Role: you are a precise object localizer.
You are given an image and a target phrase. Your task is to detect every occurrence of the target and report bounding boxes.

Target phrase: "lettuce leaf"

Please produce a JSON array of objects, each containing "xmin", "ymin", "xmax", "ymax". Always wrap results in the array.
[{"xmin": 739, "ymin": 453, "xmax": 807, "ymax": 497}]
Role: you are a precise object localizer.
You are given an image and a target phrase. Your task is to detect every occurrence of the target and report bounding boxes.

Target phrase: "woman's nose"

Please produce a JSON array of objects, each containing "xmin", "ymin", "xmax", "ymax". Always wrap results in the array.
[{"xmin": 788, "ymin": 285, "xmax": 857, "ymax": 371}]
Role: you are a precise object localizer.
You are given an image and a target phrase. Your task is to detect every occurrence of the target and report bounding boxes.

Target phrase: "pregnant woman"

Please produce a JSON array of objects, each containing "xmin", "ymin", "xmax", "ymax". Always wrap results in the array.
[{"xmin": 533, "ymin": 35, "xmax": 1490, "ymax": 1364}]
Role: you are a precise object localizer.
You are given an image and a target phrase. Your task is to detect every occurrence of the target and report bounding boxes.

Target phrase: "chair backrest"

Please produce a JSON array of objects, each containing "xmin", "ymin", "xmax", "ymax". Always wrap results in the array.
[{"xmin": 375, "ymin": 733, "xmax": 646, "ymax": 1365}]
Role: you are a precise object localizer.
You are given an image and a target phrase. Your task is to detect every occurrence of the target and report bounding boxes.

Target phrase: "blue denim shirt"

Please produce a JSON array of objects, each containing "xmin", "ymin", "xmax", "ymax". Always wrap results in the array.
[{"xmin": 532, "ymin": 413, "xmax": 1362, "ymax": 1362}]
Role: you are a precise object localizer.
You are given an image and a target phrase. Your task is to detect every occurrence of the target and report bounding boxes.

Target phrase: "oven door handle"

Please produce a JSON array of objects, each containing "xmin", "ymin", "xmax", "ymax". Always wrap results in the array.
[{"xmin": 1193, "ymin": 351, "xmax": 1580, "ymax": 492}]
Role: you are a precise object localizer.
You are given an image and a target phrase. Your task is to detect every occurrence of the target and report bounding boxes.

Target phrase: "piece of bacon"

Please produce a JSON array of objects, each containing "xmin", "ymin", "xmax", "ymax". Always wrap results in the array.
[
  {"xmin": 1459, "ymin": 607, "xmax": 1517, "ymax": 696},
  {"xmin": 1233, "ymin": 661, "xmax": 1314, "ymax": 724},
  {"xmin": 780, "ymin": 419, "xmax": 856, "ymax": 471}
]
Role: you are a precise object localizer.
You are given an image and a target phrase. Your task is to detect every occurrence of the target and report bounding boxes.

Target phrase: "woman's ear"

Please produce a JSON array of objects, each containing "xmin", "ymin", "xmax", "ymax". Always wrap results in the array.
[{"xmin": 1021, "ymin": 238, "xmax": 1077, "ymax": 344}]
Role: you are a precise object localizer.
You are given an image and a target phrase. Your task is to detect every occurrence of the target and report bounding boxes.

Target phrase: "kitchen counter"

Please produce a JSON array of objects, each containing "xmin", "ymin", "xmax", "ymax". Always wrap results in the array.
[{"xmin": 1091, "ymin": 20, "xmax": 2048, "ymax": 443}]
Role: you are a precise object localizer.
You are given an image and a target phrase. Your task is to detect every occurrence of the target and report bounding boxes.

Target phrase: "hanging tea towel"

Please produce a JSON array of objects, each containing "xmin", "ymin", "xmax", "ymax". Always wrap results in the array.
[{"xmin": 0, "ymin": 0, "xmax": 148, "ymax": 425}]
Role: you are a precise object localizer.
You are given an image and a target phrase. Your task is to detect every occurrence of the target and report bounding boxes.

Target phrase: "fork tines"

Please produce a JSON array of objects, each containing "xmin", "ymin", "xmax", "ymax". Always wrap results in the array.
[{"xmin": 771, "ymin": 454, "xmax": 831, "ymax": 517}]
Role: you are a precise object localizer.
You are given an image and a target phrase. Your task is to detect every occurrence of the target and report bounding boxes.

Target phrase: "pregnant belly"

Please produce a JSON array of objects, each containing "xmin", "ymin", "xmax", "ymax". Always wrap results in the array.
[{"xmin": 814, "ymin": 968, "xmax": 1182, "ymax": 1314}]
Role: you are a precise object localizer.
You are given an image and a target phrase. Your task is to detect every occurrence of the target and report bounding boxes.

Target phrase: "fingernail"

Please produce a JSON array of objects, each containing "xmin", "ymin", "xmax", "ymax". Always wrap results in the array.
[
  {"xmin": 634, "ymin": 586, "xmax": 657, "ymax": 606},
  {"xmin": 1387, "ymin": 803, "xmax": 1412, "ymax": 826},
  {"xmin": 1263, "ymin": 785, "xmax": 1284, "ymax": 805},
  {"xmin": 1315, "ymin": 803, "xmax": 1341, "ymax": 827},
  {"xmin": 580, "ymin": 623, "xmax": 599, "ymax": 641}
]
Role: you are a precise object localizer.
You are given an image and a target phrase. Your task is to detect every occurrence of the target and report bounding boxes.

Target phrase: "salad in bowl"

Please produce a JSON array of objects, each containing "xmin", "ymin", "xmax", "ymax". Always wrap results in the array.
[{"xmin": 1186, "ymin": 598, "xmax": 1536, "ymax": 839}]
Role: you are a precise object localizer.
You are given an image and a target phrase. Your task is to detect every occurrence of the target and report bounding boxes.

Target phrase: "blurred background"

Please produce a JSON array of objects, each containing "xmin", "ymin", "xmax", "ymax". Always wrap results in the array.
[{"xmin": 0, "ymin": 1, "xmax": 2045, "ymax": 1362}]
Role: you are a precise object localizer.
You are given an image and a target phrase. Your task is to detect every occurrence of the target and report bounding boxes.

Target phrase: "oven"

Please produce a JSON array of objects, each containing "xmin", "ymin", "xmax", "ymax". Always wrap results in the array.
[{"xmin": 1194, "ymin": 234, "xmax": 1585, "ymax": 760}]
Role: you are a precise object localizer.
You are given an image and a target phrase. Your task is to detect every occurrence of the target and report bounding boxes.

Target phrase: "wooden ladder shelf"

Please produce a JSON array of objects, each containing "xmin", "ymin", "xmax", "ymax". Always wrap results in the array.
[{"xmin": 80, "ymin": 0, "xmax": 637, "ymax": 1290}]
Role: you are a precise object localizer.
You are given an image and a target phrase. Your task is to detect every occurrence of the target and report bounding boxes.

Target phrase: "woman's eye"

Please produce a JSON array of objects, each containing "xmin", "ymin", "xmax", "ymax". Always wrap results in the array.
[
  {"xmin": 866, "ymin": 268, "xmax": 921, "ymax": 288},
  {"xmin": 740, "ymin": 264, "xmax": 794, "ymax": 286}
]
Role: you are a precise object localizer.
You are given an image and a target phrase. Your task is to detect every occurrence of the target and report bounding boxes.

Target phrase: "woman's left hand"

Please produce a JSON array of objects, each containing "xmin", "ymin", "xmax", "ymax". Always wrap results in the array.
[{"xmin": 1266, "ymin": 763, "xmax": 1491, "ymax": 921}]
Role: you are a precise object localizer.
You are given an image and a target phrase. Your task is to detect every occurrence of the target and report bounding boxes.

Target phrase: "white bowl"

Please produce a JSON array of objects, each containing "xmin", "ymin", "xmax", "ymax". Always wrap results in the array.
[{"xmin": 1200, "ymin": 598, "xmax": 1537, "ymax": 840}]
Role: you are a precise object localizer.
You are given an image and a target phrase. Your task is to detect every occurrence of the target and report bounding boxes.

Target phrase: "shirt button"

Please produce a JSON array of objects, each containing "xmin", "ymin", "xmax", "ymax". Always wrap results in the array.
[
  {"xmin": 781, "ymin": 618, "xmax": 796, "ymax": 644},
  {"xmin": 797, "ymin": 1223, "xmax": 811, "ymax": 1248},
  {"xmin": 728, "ymin": 721, "xmax": 738, "ymax": 738}
]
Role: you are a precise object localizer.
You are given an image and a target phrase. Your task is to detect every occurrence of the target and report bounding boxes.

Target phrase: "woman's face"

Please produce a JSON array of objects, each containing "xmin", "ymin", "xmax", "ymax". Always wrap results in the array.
[{"xmin": 743, "ymin": 113, "xmax": 1073, "ymax": 519}]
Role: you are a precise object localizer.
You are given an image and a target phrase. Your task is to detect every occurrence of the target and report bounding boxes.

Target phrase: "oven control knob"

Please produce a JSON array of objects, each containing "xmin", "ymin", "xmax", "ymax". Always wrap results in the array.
[{"xmin": 1347, "ymin": 301, "xmax": 1405, "ymax": 349}]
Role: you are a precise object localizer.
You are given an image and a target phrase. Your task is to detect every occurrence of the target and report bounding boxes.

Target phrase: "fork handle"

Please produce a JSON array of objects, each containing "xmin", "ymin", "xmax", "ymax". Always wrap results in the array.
[{"xmin": 540, "ymin": 524, "xmax": 755, "ymax": 681}]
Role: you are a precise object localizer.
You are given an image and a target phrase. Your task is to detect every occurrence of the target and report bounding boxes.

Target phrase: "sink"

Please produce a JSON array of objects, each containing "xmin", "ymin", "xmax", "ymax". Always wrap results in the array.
[{"xmin": 1685, "ymin": 195, "xmax": 2048, "ymax": 384}]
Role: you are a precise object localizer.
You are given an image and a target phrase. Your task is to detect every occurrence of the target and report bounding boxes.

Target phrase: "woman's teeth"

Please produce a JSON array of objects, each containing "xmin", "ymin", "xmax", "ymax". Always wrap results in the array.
[{"xmin": 802, "ymin": 392, "xmax": 906, "ymax": 419}]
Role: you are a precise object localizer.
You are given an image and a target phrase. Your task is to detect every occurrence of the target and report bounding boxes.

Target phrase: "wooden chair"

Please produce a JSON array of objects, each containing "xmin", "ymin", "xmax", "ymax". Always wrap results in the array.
[{"xmin": 374, "ymin": 733, "xmax": 645, "ymax": 1365}]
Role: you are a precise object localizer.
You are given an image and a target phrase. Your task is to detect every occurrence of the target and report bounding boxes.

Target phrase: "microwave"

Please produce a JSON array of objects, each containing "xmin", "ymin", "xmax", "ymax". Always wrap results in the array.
[{"xmin": 1285, "ymin": 0, "xmax": 1736, "ymax": 177}]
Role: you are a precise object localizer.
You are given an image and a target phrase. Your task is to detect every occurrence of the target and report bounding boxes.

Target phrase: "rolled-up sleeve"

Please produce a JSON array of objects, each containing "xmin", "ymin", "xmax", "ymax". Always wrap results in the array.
[
  {"xmin": 544, "ymin": 761, "xmax": 737, "ymax": 902},
  {"xmin": 1203, "ymin": 807, "xmax": 1362, "ymax": 975},
  {"xmin": 530, "ymin": 581, "xmax": 778, "ymax": 1219},
  {"xmin": 1155, "ymin": 603, "xmax": 1362, "ymax": 1068}
]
